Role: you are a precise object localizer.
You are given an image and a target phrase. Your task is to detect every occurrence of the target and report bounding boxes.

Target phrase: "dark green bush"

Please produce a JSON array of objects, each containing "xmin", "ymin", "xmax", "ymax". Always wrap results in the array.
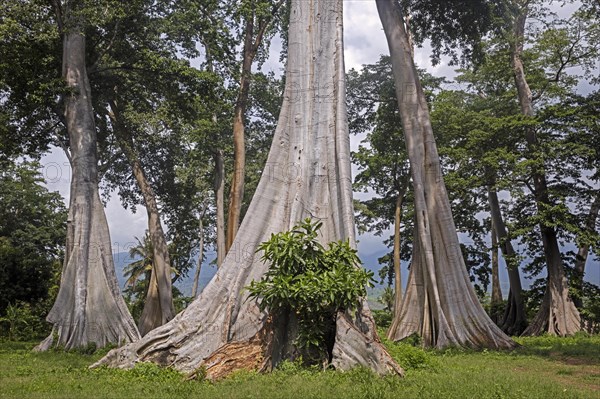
[
  {"xmin": 246, "ymin": 218, "xmax": 374, "ymax": 363},
  {"xmin": 372, "ymin": 309, "xmax": 392, "ymax": 329}
]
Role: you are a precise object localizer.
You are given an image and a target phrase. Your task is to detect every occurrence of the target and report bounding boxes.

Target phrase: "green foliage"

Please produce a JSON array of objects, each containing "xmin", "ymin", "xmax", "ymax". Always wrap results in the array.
[
  {"xmin": 246, "ymin": 219, "xmax": 374, "ymax": 358},
  {"xmin": 0, "ymin": 301, "xmax": 53, "ymax": 341},
  {"xmin": 371, "ymin": 309, "xmax": 393, "ymax": 329},
  {"xmin": 0, "ymin": 0, "xmax": 62, "ymax": 161},
  {"xmin": 377, "ymin": 287, "xmax": 395, "ymax": 312},
  {"xmin": 514, "ymin": 334, "xmax": 600, "ymax": 362},
  {"xmin": 122, "ymin": 232, "xmax": 190, "ymax": 323},
  {"xmin": 381, "ymin": 337, "xmax": 436, "ymax": 371},
  {"xmin": 0, "ymin": 162, "xmax": 66, "ymax": 316},
  {"xmin": 578, "ymin": 282, "xmax": 600, "ymax": 333}
]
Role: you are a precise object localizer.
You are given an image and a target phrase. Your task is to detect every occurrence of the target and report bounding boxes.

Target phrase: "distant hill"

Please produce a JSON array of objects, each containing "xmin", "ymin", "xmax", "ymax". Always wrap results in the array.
[{"xmin": 112, "ymin": 248, "xmax": 600, "ymax": 299}]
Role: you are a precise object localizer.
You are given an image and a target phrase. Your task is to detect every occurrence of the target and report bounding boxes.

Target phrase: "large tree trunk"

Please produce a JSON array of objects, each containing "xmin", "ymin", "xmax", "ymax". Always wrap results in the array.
[
  {"xmin": 377, "ymin": 0, "xmax": 515, "ymax": 349},
  {"xmin": 214, "ymin": 149, "xmax": 226, "ymax": 268},
  {"xmin": 488, "ymin": 186, "xmax": 527, "ymax": 335},
  {"xmin": 387, "ymin": 182, "xmax": 407, "ymax": 339},
  {"xmin": 511, "ymin": 6, "xmax": 580, "ymax": 336},
  {"xmin": 36, "ymin": 24, "xmax": 139, "ymax": 351},
  {"xmin": 108, "ymin": 102, "xmax": 175, "ymax": 337},
  {"xmin": 94, "ymin": 0, "xmax": 402, "ymax": 378},
  {"xmin": 573, "ymin": 192, "xmax": 600, "ymax": 308}
]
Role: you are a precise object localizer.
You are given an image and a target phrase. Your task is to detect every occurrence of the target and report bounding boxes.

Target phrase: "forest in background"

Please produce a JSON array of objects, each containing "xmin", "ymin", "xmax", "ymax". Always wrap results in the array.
[{"xmin": 0, "ymin": 0, "xmax": 599, "ymax": 382}]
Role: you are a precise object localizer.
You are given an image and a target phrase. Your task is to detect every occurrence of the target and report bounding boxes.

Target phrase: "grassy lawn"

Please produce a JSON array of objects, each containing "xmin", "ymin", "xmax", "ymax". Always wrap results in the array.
[{"xmin": 0, "ymin": 335, "xmax": 598, "ymax": 399}]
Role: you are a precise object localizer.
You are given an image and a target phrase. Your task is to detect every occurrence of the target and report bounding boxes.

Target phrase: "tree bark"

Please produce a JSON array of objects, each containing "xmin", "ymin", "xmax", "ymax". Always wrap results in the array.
[
  {"xmin": 488, "ymin": 186, "xmax": 527, "ymax": 335},
  {"xmin": 191, "ymin": 201, "xmax": 208, "ymax": 298},
  {"xmin": 36, "ymin": 19, "xmax": 139, "ymax": 350},
  {"xmin": 214, "ymin": 149, "xmax": 226, "ymax": 268},
  {"xmin": 387, "ymin": 181, "xmax": 407, "ymax": 340},
  {"xmin": 226, "ymin": 1, "xmax": 284, "ymax": 250},
  {"xmin": 108, "ymin": 101, "xmax": 175, "ymax": 337},
  {"xmin": 490, "ymin": 220, "xmax": 503, "ymax": 324},
  {"xmin": 377, "ymin": 0, "xmax": 515, "ymax": 349},
  {"xmin": 511, "ymin": 5, "xmax": 580, "ymax": 336},
  {"xmin": 94, "ymin": 0, "xmax": 402, "ymax": 378},
  {"xmin": 573, "ymin": 192, "xmax": 600, "ymax": 308}
]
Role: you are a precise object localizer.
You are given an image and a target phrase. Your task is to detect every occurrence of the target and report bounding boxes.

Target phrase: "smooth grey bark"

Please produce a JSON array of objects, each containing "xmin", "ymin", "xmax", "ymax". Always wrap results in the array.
[
  {"xmin": 377, "ymin": 0, "xmax": 515, "ymax": 349},
  {"xmin": 93, "ymin": 0, "xmax": 402, "ymax": 378},
  {"xmin": 203, "ymin": 45, "xmax": 226, "ymax": 269},
  {"xmin": 214, "ymin": 149, "xmax": 226, "ymax": 268},
  {"xmin": 487, "ymin": 187, "xmax": 527, "ymax": 335},
  {"xmin": 108, "ymin": 101, "xmax": 175, "ymax": 337},
  {"xmin": 191, "ymin": 201, "xmax": 209, "ymax": 298},
  {"xmin": 36, "ymin": 19, "xmax": 139, "ymax": 350},
  {"xmin": 387, "ymin": 181, "xmax": 408, "ymax": 339},
  {"xmin": 573, "ymin": 192, "xmax": 600, "ymax": 308},
  {"xmin": 490, "ymin": 221, "xmax": 503, "ymax": 324},
  {"xmin": 226, "ymin": 0, "xmax": 285, "ymax": 251},
  {"xmin": 510, "ymin": 5, "xmax": 580, "ymax": 336}
]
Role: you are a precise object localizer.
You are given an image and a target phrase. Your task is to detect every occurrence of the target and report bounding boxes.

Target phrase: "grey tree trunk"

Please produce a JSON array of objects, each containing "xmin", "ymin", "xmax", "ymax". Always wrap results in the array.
[
  {"xmin": 392, "ymin": 193, "xmax": 404, "ymax": 309},
  {"xmin": 36, "ymin": 21, "xmax": 139, "ymax": 351},
  {"xmin": 377, "ymin": 0, "xmax": 515, "ymax": 349},
  {"xmin": 214, "ymin": 149, "xmax": 226, "ymax": 268},
  {"xmin": 108, "ymin": 101, "xmax": 175, "ymax": 337},
  {"xmin": 511, "ymin": 6, "xmax": 581, "ymax": 336},
  {"xmin": 490, "ymin": 221, "xmax": 503, "ymax": 324},
  {"xmin": 488, "ymin": 186, "xmax": 527, "ymax": 335},
  {"xmin": 93, "ymin": 0, "xmax": 402, "ymax": 378},
  {"xmin": 226, "ymin": 1, "xmax": 284, "ymax": 250},
  {"xmin": 573, "ymin": 192, "xmax": 600, "ymax": 308},
  {"xmin": 191, "ymin": 201, "xmax": 208, "ymax": 298},
  {"xmin": 203, "ymin": 45, "xmax": 226, "ymax": 269},
  {"xmin": 387, "ymin": 182, "xmax": 407, "ymax": 339}
]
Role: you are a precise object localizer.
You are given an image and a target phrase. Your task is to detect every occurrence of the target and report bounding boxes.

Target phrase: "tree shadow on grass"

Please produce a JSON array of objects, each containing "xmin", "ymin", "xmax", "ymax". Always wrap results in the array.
[{"xmin": 512, "ymin": 334, "xmax": 600, "ymax": 365}]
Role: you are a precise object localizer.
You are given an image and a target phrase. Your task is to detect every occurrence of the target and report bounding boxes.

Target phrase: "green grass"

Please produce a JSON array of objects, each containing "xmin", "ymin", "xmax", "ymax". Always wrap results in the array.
[{"xmin": 0, "ymin": 336, "xmax": 598, "ymax": 399}]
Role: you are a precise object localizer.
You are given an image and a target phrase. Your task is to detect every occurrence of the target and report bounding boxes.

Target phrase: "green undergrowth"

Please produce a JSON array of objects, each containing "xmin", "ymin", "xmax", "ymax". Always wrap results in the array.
[{"xmin": 0, "ymin": 335, "xmax": 598, "ymax": 399}]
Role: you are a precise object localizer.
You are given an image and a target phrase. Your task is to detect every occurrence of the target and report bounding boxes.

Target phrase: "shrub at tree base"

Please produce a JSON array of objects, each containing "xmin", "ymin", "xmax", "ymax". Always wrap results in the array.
[{"xmin": 246, "ymin": 219, "xmax": 375, "ymax": 365}]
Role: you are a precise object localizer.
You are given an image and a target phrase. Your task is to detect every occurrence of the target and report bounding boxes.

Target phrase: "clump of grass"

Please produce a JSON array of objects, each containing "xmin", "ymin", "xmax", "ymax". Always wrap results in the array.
[
  {"xmin": 514, "ymin": 334, "xmax": 600, "ymax": 362},
  {"xmin": 380, "ymin": 337, "xmax": 439, "ymax": 371}
]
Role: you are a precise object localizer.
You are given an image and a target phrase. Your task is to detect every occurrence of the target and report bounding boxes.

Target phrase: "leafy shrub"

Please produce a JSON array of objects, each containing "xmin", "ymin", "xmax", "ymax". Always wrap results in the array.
[
  {"xmin": 246, "ymin": 218, "xmax": 374, "ymax": 363},
  {"xmin": 381, "ymin": 336, "xmax": 437, "ymax": 371},
  {"xmin": 578, "ymin": 282, "xmax": 600, "ymax": 333},
  {"xmin": 372, "ymin": 309, "xmax": 392, "ymax": 329},
  {"xmin": 0, "ymin": 301, "xmax": 52, "ymax": 341}
]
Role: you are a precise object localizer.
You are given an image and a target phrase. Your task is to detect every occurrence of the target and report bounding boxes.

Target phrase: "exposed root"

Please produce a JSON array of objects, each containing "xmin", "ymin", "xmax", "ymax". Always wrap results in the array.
[{"xmin": 332, "ymin": 309, "xmax": 404, "ymax": 376}]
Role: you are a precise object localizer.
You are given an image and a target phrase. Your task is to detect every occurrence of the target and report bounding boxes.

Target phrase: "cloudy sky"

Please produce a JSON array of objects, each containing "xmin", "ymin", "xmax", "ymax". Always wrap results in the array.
[{"xmin": 40, "ymin": 1, "xmax": 597, "ymax": 286}]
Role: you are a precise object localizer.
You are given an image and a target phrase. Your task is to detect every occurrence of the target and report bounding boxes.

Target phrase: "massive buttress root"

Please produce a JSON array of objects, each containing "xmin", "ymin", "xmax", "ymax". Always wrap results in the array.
[{"xmin": 93, "ymin": 0, "xmax": 402, "ymax": 378}]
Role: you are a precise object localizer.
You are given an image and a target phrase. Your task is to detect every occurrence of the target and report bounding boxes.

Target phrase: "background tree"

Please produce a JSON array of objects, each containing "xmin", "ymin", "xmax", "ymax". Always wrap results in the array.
[
  {"xmin": 0, "ymin": 162, "xmax": 66, "ymax": 318},
  {"xmin": 37, "ymin": 0, "xmax": 140, "ymax": 350},
  {"xmin": 225, "ymin": 0, "xmax": 286, "ymax": 250},
  {"xmin": 122, "ymin": 234, "xmax": 154, "ymax": 322},
  {"xmin": 376, "ymin": 0, "xmax": 515, "ymax": 349},
  {"xmin": 0, "ymin": 1, "xmax": 63, "ymax": 162}
]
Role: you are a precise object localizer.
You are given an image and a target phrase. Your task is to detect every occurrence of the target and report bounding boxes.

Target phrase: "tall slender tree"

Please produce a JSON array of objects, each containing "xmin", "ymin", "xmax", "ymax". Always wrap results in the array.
[
  {"xmin": 508, "ymin": 1, "xmax": 581, "ymax": 336},
  {"xmin": 37, "ymin": 0, "xmax": 139, "ymax": 350},
  {"xmin": 376, "ymin": 0, "xmax": 515, "ymax": 349},
  {"xmin": 108, "ymin": 102, "xmax": 175, "ymax": 336},
  {"xmin": 226, "ymin": 0, "xmax": 286, "ymax": 250},
  {"xmin": 490, "ymin": 220, "xmax": 503, "ymax": 324}
]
